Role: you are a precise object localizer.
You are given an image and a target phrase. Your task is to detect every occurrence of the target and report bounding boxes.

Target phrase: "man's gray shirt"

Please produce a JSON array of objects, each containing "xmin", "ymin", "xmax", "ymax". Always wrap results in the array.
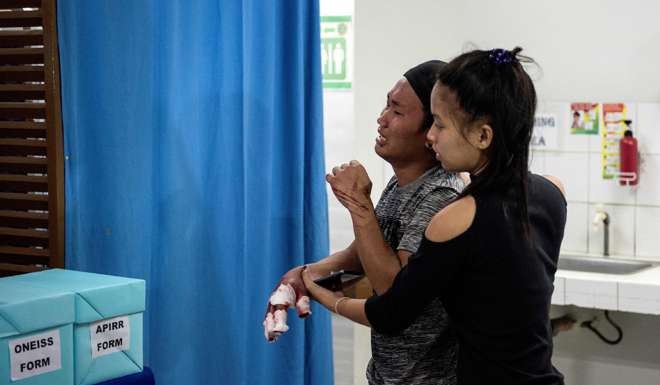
[{"xmin": 367, "ymin": 165, "xmax": 463, "ymax": 385}]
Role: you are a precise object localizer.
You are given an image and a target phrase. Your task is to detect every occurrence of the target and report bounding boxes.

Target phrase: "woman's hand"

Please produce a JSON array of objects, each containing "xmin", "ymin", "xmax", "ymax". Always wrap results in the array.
[
  {"xmin": 301, "ymin": 268, "xmax": 344, "ymax": 312},
  {"xmin": 303, "ymin": 267, "xmax": 371, "ymax": 327}
]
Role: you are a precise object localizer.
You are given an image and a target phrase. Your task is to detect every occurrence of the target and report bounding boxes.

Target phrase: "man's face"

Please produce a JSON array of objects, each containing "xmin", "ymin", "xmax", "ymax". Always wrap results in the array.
[{"xmin": 375, "ymin": 78, "xmax": 430, "ymax": 164}]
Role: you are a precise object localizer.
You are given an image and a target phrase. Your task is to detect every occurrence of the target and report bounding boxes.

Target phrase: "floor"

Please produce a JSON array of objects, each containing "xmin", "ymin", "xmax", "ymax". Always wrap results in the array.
[{"xmin": 332, "ymin": 314, "xmax": 354, "ymax": 385}]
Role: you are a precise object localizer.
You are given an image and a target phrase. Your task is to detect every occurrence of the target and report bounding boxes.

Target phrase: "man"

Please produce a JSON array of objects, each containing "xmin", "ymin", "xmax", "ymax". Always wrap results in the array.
[{"xmin": 264, "ymin": 61, "xmax": 463, "ymax": 384}]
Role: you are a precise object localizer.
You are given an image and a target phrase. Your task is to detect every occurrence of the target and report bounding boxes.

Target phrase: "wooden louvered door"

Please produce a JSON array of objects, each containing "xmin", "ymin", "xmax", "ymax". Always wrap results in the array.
[{"xmin": 0, "ymin": 0, "xmax": 64, "ymax": 276}]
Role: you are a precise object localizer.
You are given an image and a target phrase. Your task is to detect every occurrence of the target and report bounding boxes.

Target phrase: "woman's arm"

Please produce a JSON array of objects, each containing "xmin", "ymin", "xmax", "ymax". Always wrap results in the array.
[
  {"xmin": 365, "ymin": 196, "xmax": 476, "ymax": 334},
  {"xmin": 302, "ymin": 196, "xmax": 478, "ymax": 334},
  {"xmin": 301, "ymin": 268, "xmax": 370, "ymax": 327}
]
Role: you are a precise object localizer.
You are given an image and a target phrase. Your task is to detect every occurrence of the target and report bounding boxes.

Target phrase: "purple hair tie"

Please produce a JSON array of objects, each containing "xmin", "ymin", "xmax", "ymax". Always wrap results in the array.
[{"xmin": 489, "ymin": 49, "xmax": 514, "ymax": 65}]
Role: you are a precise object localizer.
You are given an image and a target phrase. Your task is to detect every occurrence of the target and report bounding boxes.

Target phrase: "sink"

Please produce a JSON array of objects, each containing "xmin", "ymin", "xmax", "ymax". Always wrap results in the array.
[{"xmin": 558, "ymin": 255, "xmax": 656, "ymax": 275}]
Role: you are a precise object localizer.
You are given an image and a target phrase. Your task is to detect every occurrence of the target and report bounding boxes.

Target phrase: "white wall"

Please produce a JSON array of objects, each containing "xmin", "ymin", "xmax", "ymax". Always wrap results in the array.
[
  {"xmin": 320, "ymin": 0, "xmax": 356, "ymax": 254},
  {"xmin": 352, "ymin": 1, "xmax": 660, "ymax": 384},
  {"xmin": 320, "ymin": 2, "xmax": 357, "ymax": 385},
  {"xmin": 530, "ymin": 101, "xmax": 660, "ymax": 260},
  {"xmin": 355, "ymin": 0, "xmax": 660, "ymax": 191}
]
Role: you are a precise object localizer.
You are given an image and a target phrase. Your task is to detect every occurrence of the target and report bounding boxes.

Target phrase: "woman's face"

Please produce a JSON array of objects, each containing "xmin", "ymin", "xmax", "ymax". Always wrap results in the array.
[{"xmin": 427, "ymin": 83, "xmax": 487, "ymax": 173}]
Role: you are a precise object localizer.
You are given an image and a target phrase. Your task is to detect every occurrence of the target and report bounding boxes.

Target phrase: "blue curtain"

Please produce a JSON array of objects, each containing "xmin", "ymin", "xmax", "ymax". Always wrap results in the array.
[{"xmin": 57, "ymin": 1, "xmax": 332, "ymax": 384}]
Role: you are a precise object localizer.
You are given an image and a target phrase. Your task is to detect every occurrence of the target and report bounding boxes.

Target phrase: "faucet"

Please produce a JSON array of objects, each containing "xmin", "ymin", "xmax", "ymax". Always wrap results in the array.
[{"xmin": 593, "ymin": 208, "xmax": 610, "ymax": 257}]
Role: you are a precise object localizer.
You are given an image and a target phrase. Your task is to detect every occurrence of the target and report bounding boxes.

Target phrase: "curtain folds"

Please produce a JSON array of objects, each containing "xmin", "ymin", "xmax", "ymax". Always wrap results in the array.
[{"xmin": 58, "ymin": 1, "xmax": 332, "ymax": 384}]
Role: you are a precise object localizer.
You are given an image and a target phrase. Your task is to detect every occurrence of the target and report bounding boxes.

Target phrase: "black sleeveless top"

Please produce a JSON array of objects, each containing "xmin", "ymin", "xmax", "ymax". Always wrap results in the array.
[{"xmin": 365, "ymin": 173, "xmax": 567, "ymax": 385}]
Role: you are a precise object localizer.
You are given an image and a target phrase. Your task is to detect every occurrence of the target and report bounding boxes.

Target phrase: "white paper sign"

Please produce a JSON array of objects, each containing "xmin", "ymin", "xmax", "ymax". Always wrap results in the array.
[
  {"xmin": 9, "ymin": 328, "xmax": 62, "ymax": 381},
  {"xmin": 532, "ymin": 114, "xmax": 559, "ymax": 150},
  {"xmin": 90, "ymin": 316, "xmax": 130, "ymax": 358}
]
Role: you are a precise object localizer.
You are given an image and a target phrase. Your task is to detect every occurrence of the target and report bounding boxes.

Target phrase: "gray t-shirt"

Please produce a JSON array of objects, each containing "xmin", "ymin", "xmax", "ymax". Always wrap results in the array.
[{"xmin": 367, "ymin": 165, "xmax": 463, "ymax": 385}]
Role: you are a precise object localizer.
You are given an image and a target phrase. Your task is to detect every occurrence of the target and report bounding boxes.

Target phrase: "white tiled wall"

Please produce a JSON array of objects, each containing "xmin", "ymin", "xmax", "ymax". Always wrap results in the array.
[
  {"xmin": 636, "ymin": 207, "xmax": 660, "ymax": 259},
  {"xmin": 636, "ymin": 154, "xmax": 660, "ymax": 206},
  {"xmin": 587, "ymin": 204, "xmax": 635, "ymax": 256},
  {"xmin": 534, "ymin": 101, "xmax": 660, "ymax": 261},
  {"xmin": 546, "ymin": 152, "xmax": 589, "ymax": 202},
  {"xmin": 528, "ymin": 151, "xmax": 545, "ymax": 174},
  {"xmin": 587, "ymin": 154, "xmax": 636, "ymax": 204},
  {"xmin": 562, "ymin": 202, "xmax": 589, "ymax": 254},
  {"xmin": 637, "ymin": 103, "xmax": 660, "ymax": 155}
]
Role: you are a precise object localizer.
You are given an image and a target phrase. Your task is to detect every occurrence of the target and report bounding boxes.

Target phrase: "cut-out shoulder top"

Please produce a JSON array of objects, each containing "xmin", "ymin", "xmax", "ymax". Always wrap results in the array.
[{"xmin": 365, "ymin": 173, "xmax": 567, "ymax": 385}]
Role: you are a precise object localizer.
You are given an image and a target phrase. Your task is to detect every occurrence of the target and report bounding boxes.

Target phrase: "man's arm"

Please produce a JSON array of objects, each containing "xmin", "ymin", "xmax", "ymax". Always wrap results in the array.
[
  {"xmin": 326, "ymin": 161, "xmax": 409, "ymax": 295},
  {"xmin": 350, "ymin": 185, "xmax": 460, "ymax": 294},
  {"xmin": 328, "ymin": 162, "xmax": 462, "ymax": 295},
  {"xmin": 348, "ymin": 204, "xmax": 411, "ymax": 294},
  {"xmin": 308, "ymin": 240, "xmax": 362, "ymax": 276}
]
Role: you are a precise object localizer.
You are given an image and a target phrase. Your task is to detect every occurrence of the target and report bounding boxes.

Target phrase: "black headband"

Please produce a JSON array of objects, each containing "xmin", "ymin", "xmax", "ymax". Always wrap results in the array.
[{"xmin": 403, "ymin": 60, "xmax": 447, "ymax": 115}]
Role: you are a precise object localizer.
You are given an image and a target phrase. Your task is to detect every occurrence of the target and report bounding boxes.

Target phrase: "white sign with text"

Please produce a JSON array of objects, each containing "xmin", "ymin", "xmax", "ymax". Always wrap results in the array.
[
  {"xmin": 9, "ymin": 328, "xmax": 62, "ymax": 381},
  {"xmin": 90, "ymin": 316, "xmax": 130, "ymax": 358},
  {"xmin": 532, "ymin": 113, "xmax": 559, "ymax": 150}
]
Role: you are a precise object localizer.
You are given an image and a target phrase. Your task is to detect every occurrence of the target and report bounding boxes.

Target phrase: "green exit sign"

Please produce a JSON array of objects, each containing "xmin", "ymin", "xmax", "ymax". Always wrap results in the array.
[{"xmin": 321, "ymin": 16, "xmax": 351, "ymax": 89}]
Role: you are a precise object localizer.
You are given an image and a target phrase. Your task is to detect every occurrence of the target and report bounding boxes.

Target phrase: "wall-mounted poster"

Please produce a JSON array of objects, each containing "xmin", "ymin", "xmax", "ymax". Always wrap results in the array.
[
  {"xmin": 531, "ymin": 113, "xmax": 558, "ymax": 150},
  {"xmin": 570, "ymin": 102, "xmax": 600, "ymax": 135},
  {"xmin": 600, "ymin": 103, "xmax": 629, "ymax": 180}
]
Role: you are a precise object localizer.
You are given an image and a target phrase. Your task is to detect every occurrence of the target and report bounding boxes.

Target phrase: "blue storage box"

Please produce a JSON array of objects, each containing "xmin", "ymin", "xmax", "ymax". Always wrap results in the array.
[
  {"xmin": 0, "ymin": 279, "xmax": 75, "ymax": 385},
  {"xmin": 94, "ymin": 367, "xmax": 154, "ymax": 385},
  {"xmin": 8, "ymin": 269, "xmax": 146, "ymax": 385}
]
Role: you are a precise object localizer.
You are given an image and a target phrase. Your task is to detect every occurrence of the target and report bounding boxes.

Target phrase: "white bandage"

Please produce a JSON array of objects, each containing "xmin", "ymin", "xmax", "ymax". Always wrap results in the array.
[
  {"xmin": 269, "ymin": 283, "xmax": 296, "ymax": 307},
  {"xmin": 273, "ymin": 309, "xmax": 289, "ymax": 333},
  {"xmin": 264, "ymin": 284, "xmax": 297, "ymax": 342},
  {"xmin": 296, "ymin": 295, "xmax": 311, "ymax": 316},
  {"xmin": 263, "ymin": 313, "xmax": 276, "ymax": 341}
]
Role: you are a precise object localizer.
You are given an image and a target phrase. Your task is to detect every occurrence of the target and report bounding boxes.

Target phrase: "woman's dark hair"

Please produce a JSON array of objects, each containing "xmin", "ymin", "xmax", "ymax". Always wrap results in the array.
[{"xmin": 436, "ymin": 47, "xmax": 537, "ymax": 239}]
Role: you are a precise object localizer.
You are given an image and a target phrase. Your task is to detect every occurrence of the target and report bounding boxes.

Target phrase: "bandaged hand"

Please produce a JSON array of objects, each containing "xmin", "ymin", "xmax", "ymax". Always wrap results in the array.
[{"xmin": 263, "ymin": 266, "xmax": 312, "ymax": 342}]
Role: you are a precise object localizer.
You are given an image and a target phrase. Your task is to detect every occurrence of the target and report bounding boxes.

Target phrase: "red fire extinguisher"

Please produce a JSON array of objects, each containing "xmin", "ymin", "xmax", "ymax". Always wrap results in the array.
[{"xmin": 619, "ymin": 121, "xmax": 638, "ymax": 186}]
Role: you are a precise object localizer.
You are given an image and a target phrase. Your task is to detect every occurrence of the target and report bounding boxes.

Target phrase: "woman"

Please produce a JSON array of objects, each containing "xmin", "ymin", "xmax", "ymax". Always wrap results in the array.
[{"xmin": 303, "ymin": 47, "xmax": 567, "ymax": 385}]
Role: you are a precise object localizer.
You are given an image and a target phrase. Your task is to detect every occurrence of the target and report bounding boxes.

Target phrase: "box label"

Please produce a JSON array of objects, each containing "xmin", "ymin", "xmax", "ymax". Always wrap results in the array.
[
  {"xmin": 9, "ymin": 328, "xmax": 62, "ymax": 381},
  {"xmin": 90, "ymin": 316, "xmax": 131, "ymax": 358}
]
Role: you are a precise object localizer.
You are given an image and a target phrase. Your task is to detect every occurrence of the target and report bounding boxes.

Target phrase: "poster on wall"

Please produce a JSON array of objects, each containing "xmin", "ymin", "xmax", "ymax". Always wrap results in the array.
[
  {"xmin": 600, "ymin": 103, "xmax": 629, "ymax": 180},
  {"xmin": 570, "ymin": 102, "xmax": 600, "ymax": 135},
  {"xmin": 531, "ymin": 113, "xmax": 559, "ymax": 150},
  {"xmin": 320, "ymin": 16, "xmax": 353, "ymax": 89}
]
